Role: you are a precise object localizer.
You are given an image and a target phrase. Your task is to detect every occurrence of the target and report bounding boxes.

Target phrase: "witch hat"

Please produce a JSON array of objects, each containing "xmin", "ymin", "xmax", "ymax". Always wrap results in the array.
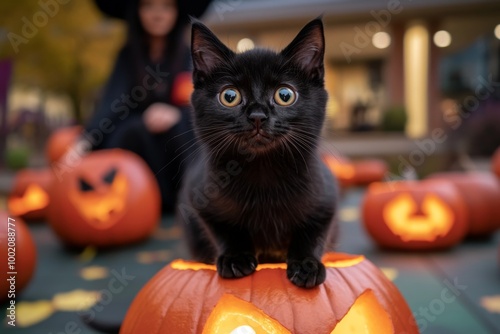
[{"xmin": 94, "ymin": 0, "xmax": 212, "ymax": 20}]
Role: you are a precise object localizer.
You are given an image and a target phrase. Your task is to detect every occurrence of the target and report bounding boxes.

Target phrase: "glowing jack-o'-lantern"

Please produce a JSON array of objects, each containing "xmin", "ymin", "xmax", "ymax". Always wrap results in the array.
[
  {"xmin": 362, "ymin": 180, "xmax": 468, "ymax": 250},
  {"xmin": 120, "ymin": 253, "xmax": 418, "ymax": 334},
  {"xmin": 47, "ymin": 149, "xmax": 161, "ymax": 247},
  {"xmin": 427, "ymin": 172, "xmax": 500, "ymax": 237},
  {"xmin": 322, "ymin": 154, "xmax": 387, "ymax": 189},
  {"xmin": 0, "ymin": 212, "xmax": 36, "ymax": 301},
  {"xmin": 493, "ymin": 147, "xmax": 500, "ymax": 179},
  {"xmin": 171, "ymin": 71, "xmax": 194, "ymax": 106},
  {"xmin": 8, "ymin": 169, "xmax": 52, "ymax": 221},
  {"xmin": 322, "ymin": 155, "xmax": 355, "ymax": 189},
  {"xmin": 383, "ymin": 193, "xmax": 455, "ymax": 242},
  {"xmin": 45, "ymin": 126, "xmax": 82, "ymax": 163}
]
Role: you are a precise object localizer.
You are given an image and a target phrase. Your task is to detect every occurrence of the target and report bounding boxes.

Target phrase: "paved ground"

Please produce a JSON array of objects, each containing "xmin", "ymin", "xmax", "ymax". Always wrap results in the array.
[{"xmin": 2, "ymin": 188, "xmax": 499, "ymax": 333}]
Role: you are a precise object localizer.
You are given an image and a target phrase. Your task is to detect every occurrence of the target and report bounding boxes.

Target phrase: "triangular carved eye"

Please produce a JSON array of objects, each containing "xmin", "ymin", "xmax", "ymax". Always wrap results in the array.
[
  {"xmin": 78, "ymin": 178, "xmax": 94, "ymax": 192},
  {"xmin": 330, "ymin": 290, "xmax": 393, "ymax": 334},
  {"xmin": 203, "ymin": 294, "xmax": 290, "ymax": 334},
  {"xmin": 103, "ymin": 168, "xmax": 118, "ymax": 184}
]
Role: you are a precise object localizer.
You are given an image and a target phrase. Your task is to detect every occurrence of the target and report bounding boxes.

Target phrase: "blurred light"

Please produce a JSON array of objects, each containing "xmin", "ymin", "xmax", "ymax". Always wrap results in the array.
[
  {"xmin": 495, "ymin": 24, "xmax": 500, "ymax": 40},
  {"xmin": 237, "ymin": 38, "xmax": 254, "ymax": 53},
  {"xmin": 404, "ymin": 22, "xmax": 429, "ymax": 138},
  {"xmin": 372, "ymin": 32, "xmax": 391, "ymax": 49},
  {"xmin": 433, "ymin": 30, "xmax": 451, "ymax": 48}
]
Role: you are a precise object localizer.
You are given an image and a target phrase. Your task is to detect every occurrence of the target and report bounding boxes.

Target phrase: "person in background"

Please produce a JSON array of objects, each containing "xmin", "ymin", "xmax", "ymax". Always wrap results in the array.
[{"xmin": 82, "ymin": 0, "xmax": 211, "ymax": 213}]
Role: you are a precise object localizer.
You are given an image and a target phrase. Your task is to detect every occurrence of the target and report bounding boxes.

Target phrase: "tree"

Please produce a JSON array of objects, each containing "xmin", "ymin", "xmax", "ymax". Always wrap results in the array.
[{"xmin": 0, "ymin": 0, "xmax": 125, "ymax": 123}]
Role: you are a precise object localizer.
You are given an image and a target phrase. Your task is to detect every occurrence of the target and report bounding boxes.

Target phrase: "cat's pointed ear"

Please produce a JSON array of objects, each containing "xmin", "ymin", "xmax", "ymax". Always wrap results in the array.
[
  {"xmin": 191, "ymin": 19, "xmax": 234, "ymax": 77},
  {"xmin": 281, "ymin": 18, "xmax": 325, "ymax": 79}
]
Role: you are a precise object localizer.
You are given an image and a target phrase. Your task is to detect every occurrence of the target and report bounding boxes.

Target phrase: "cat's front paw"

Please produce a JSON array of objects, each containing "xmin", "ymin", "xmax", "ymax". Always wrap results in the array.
[
  {"xmin": 217, "ymin": 252, "xmax": 258, "ymax": 279},
  {"xmin": 287, "ymin": 257, "xmax": 326, "ymax": 288}
]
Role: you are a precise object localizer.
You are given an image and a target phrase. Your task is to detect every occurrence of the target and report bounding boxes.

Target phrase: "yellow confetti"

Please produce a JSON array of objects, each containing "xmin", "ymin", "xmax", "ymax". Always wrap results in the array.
[
  {"xmin": 481, "ymin": 295, "xmax": 500, "ymax": 314},
  {"xmin": 380, "ymin": 267, "xmax": 399, "ymax": 281},
  {"xmin": 80, "ymin": 266, "xmax": 109, "ymax": 280},
  {"xmin": 339, "ymin": 207, "xmax": 359, "ymax": 223},
  {"xmin": 154, "ymin": 225, "xmax": 183, "ymax": 240},
  {"xmin": 15, "ymin": 300, "xmax": 54, "ymax": 327},
  {"xmin": 52, "ymin": 289, "xmax": 101, "ymax": 312},
  {"xmin": 137, "ymin": 250, "xmax": 173, "ymax": 264},
  {"xmin": 78, "ymin": 246, "xmax": 97, "ymax": 262}
]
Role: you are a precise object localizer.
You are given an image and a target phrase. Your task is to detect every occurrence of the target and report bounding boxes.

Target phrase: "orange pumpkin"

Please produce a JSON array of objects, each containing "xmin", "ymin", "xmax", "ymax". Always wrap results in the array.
[
  {"xmin": 8, "ymin": 169, "xmax": 52, "ymax": 221},
  {"xmin": 362, "ymin": 180, "xmax": 469, "ymax": 250},
  {"xmin": 322, "ymin": 154, "xmax": 387, "ymax": 188},
  {"xmin": 0, "ymin": 212, "xmax": 37, "ymax": 302},
  {"xmin": 171, "ymin": 71, "xmax": 194, "ymax": 106},
  {"xmin": 45, "ymin": 126, "xmax": 82, "ymax": 163},
  {"xmin": 322, "ymin": 154, "xmax": 355, "ymax": 189},
  {"xmin": 47, "ymin": 149, "xmax": 161, "ymax": 247},
  {"xmin": 427, "ymin": 172, "xmax": 500, "ymax": 237},
  {"xmin": 120, "ymin": 253, "xmax": 418, "ymax": 334},
  {"xmin": 350, "ymin": 159, "xmax": 388, "ymax": 186},
  {"xmin": 493, "ymin": 147, "xmax": 500, "ymax": 179}
]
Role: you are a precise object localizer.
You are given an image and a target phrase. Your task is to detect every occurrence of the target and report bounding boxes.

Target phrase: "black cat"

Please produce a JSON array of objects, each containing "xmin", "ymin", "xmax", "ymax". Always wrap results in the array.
[{"xmin": 176, "ymin": 18, "xmax": 338, "ymax": 288}]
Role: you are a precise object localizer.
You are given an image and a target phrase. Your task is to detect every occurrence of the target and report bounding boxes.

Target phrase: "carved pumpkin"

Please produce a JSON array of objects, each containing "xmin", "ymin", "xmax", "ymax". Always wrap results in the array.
[
  {"xmin": 322, "ymin": 154, "xmax": 387, "ymax": 188},
  {"xmin": 0, "ymin": 212, "xmax": 37, "ymax": 301},
  {"xmin": 493, "ymin": 147, "xmax": 500, "ymax": 179},
  {"xmin": 120, "ymin": 253, "xmax": 418, "ymax": 334},
  {"xmin": 47, "ymin": 149, "xmax": 161, "ymax": 247},
  {"xmin": 171, "ymin": 71, "xmax": 194, "ymax": 106},
  {"xmin": 45, "ymin": 126, "xmax": 82, "ymax": 163},
  {"xmin": 8, "ymin": 169, "xmax": 52, "ymax": 221},
  {"xmin": 350, "ymin": 159, "xmax": 388, "ymax": 186},
  {"xmin": 322, "ymin": 155, "xmax": 355, "ymax": 189},
  {"xmin": 427, "ymin": 172, "xmax": 500, "ymax": 237},
  {"xmin": 362, "ymin": 180, "xmax": 468, "ymax": 250}
]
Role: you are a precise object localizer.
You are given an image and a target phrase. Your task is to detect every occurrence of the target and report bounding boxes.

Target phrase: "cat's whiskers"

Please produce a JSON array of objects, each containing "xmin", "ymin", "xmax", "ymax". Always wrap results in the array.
[
  {"xmin": 287, "ymin": 124, "xmax": 344, "ymax": 158},
  {"xmin": 157, "ymin": 129, "xmax": 227, "ymax": 178},
  {"xmin": 274, "ymin": 136, "xmax": 298, "ymax": 174},
  {"xmin": 285, "ymin": 135, "xmax": 310, "ymax": 175},
  {"xmin": 164, "ymin": 123, "xmax": 230, "ymax": 163},
  {"xmin": 211, "ymin": 134, "xmax": 236, "ymax": 163}
]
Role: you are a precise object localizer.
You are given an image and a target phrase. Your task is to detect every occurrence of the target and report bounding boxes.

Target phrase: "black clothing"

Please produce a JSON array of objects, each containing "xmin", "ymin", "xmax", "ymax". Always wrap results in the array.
[{"xmin": 84, "ymin": 47, "xmax": 195, "ymax": 213}]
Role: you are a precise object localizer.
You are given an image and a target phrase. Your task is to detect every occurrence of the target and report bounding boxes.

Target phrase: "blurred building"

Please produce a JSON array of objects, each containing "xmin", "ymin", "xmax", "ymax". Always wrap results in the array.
[{"xmin": 203, "ymin": 0, "xmax": 500, "ymax": 139}]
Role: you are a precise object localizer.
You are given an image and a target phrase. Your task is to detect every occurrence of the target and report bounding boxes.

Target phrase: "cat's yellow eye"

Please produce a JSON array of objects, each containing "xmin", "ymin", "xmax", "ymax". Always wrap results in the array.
[
  {"xmin": 219, "ymin": 88, "xmax": 242, "ymax": 107},
  {"xmin": 274, "ymin": 86, "xmax": 296, "ymax": 106}
]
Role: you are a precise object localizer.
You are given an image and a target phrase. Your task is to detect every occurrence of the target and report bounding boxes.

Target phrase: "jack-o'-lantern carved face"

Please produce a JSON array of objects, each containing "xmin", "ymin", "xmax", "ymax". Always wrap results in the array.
[
  {"xmin": 204, "ymin": 291, "xmax": 393, "ymax": 334},
  {"xmin": 362, "ymin": 180, "xmax": 468, "ymax": 250},
  {"xmin": 69, "ymin": 168, "xmax": 127, "ymax": 229},
  {"xmin": 120, "ymin": 253, "xmax": 418, "ymax": 334},
  {"xmin": 47, "ymin": 149, "xmax": 161, "ymax": 247},
  {"xmin": 427, "ymin": 172, "xmax": 500, "ymax": 237},
  {"xmin": 8, "ymin": 169, "xmax": 52, "ymax": 220},
  {"xmin": 383, "ymin": 193, "xmax": 455, "ymax": 242}
]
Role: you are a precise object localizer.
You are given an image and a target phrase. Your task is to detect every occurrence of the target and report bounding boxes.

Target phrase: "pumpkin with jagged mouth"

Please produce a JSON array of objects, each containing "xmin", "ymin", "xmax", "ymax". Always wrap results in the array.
[
  {"xmin": 383, "ymin": 193, "xmax": 455, "ymax": 242},
  {"xmin": 362, "ymin": 180, "xmax": 469, "ymax": 250},
  {"xmin": 120, "ymin": 253, "xmax": 419, "ymax": 334},
  {"xmin": 47, "ymin": 149, "xmax": 161, "ymax": 247},
  {"xmin": 68, "ymin": 168, "xmax": 127, "ymax": 229}
]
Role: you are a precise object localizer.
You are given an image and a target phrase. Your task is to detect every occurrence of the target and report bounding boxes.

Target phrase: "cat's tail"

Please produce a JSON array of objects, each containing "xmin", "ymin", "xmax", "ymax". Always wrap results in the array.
[{"xmin": 80, "ymin": 314, "xmax": 121, "ymax": 334}]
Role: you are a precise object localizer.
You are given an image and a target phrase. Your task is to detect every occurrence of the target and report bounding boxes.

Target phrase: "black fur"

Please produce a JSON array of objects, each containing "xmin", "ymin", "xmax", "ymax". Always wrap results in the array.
[{"xmin": 177, "ymin": 18, "xmax": 337, "ymax": 288}]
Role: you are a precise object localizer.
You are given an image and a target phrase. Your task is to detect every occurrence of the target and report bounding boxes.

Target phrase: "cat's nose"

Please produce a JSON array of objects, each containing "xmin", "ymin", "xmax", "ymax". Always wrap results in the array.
[{"xmin": 248, "ymin": 111, "xmax": 268, "ymax": 128}]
